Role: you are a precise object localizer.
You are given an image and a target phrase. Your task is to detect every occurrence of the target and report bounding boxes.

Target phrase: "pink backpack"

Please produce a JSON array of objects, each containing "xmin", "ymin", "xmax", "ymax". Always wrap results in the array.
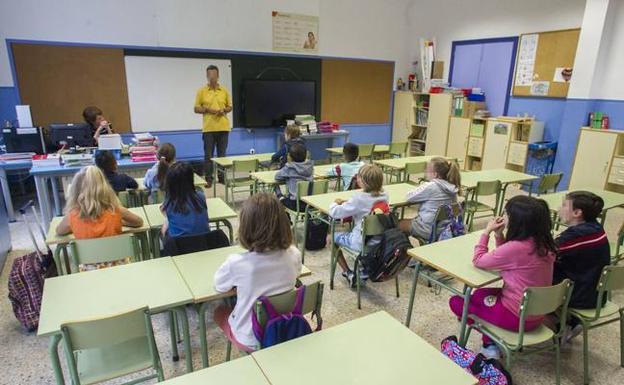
[{"xmin": 441, "ymin": 336, "xmax": 513, "ymax": 385}]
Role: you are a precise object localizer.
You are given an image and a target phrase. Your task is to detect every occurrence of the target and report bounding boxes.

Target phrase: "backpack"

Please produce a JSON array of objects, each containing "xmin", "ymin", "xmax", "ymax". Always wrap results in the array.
[
  {"xmin": 358, "ymin": 213, "xmax": 412, "ymax": 282},
  {"xmin": 429, "ymin": 204, "xmax": 466, "ymax": 243},
  {"xmin": 163, "ymin": 229, "xmax": 230, "ymax": 256},
  {"xmin": 441, "ymin": 336, "xmax": 513, "ymax": 385},
  {"xmin": 251, "ymin": 286, "xmax": 320, "ymax": 348}
]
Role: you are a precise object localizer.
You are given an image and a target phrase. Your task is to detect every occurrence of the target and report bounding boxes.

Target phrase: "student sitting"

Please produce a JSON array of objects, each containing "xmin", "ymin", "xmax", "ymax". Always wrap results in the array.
[
  {"xmin": 449, "ymin": 196, "xmax": 556, "ymax": 360},
  {"xmin": 272, "ymin": 125, "xmax": 305, "ymax": 168},
  {"xmin": 326, "ymin": 142, "xmax": 365, "ymax": 190},
  {"xmin": 144, "ymin": 143, "xmax": 176, "ymax": 194},
  {"xmin": 274, "ymin": 143, "xmax": 314, "ymax": 211},
  {"xmin": 161, "ymin": 162, "xmax": 210, "ymax": 239},
  {"xmin": 399, "ymin": 157, "xmax": 460, "ymax": 243},
  {"xmin": 330, "ymin": 164, "xmax": 388, "ymax": 286},
  {"xmin": 56, "ymin": 166, "xmax": 144, "ymax": 270},
  {"xmin": 553, "ymin": 191, "xmax": 610, "ymax": 342},
  {"xmin": 213, "ymin": 193, "xmax": 302, "ymax": 351},
  {"xmin": 95, "ymin": 150, "xmax": 138, "ymax": 192}
]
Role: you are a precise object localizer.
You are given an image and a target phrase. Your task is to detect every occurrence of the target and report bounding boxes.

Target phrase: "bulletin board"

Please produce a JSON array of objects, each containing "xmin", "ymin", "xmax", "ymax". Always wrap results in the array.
[
  {"xmin": 321, "ymin": 59, "xmax": 393, "ymax": 124},
  {"xmin": 512, "ymin": 28, "xmax": 580, "ymax": 98}
]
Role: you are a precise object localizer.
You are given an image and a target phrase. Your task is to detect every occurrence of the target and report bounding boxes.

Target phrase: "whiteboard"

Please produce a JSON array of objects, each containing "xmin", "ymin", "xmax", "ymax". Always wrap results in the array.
[{"xmin": 124, "ymin": 56, "xmax": 233, "ymax": 132}]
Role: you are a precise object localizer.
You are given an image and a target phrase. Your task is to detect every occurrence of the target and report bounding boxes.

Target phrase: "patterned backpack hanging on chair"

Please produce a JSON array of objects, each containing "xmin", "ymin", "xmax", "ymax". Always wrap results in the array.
[{"xmin": 430, "ymin": 204, "xmax": 466, "ymax": 243}]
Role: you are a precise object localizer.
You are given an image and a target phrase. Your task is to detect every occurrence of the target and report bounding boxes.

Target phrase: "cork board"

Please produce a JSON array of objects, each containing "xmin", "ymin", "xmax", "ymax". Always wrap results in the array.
[
  {"xmin": 321, "ymin": 58, "xmax": 393, "ymax": 124},
  {"xmin": 512, "ymin": 28, "xmax": 580, "ymax": 98},
  {"xmin": 11, "ymin": 43, "xmax": 132, "ymax": 132}
]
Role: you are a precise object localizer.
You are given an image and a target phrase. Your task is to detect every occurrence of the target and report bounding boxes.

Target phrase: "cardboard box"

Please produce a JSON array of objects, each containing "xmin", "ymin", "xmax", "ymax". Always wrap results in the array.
[
  {"xmin": 462, "ymin": 101, "xmax": 487, "ymax": 118},
  {"xmin": 431, "ymin": 61, "xmax": 444, "ymax": 79}
]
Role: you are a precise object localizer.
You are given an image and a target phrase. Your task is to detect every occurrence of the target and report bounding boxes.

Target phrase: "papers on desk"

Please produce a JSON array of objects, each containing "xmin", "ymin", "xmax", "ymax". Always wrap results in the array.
[
  {"xmin": 32, "ymin": 154, "xmax": 61, "ymax": 167},
  {"xmin": 62, "ymin": 153, "xmax": 94, "ymax": 167}
]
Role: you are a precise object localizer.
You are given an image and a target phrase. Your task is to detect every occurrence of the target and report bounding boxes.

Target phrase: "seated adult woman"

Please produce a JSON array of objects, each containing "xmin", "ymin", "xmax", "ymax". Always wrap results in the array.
[{"xmin": 82, "ymin": 106, "xmax": 113, "ymax": 145}]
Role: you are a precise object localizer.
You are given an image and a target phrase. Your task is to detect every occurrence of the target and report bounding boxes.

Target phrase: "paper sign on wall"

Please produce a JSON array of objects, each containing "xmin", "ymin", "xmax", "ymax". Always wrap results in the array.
[
  {"xmin": 530, "ymin": 81, "xmax": 550, "ymax": 96},
  {"xmin": 272, "ymin": 11, "xmax": 319, "ymax": 53},
  {"xmin": 515, "ymin": 34, "xmax": 539, "ymax": 86}
]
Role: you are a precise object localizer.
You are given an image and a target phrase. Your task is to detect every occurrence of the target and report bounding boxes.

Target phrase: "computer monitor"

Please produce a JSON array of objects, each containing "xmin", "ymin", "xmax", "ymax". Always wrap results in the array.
[
  {"xmin": 1, "ymin": 127, "xmax": 46, "ymax": 154},
  {"xmin": 49, "ymin": 123, "xmax": 94, "ymax": 149}
]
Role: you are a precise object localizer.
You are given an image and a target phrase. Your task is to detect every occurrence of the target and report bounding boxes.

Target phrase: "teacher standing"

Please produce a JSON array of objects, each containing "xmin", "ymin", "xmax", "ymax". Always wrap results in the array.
[{"xmin": 194, "ymin": 65, "xmax": 232, "ymax": 187}]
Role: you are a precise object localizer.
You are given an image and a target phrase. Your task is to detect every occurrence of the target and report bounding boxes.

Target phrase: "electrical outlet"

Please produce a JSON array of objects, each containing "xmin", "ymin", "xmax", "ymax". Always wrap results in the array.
[{"xmin": 249, "ymin": 148, "xmax": 256, "ymax": 154}]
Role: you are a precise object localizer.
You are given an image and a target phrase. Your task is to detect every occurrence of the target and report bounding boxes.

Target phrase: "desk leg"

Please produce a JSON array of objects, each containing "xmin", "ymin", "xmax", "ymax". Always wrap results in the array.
[
  {"xmin": 198, "ymin": 302, "xmax": 210, "ymax": 368},
  {"xmin": 50, "ymin": 177, "xmax": 62, "ymax": 216},
  {"xmin": 301, "ymin": 206, "xmax": 310, "ymax": 263},
  {"xmin": 150, "ymin": 229, "xmax": 161, "ymax": 259},
  {"xmin": 405, "ymin": 261, "xmax": 422, "ymax": 327},
  {"xmin": 175, "ymin": 307, "xmax": 193, "ymax": 373},
  {"xmin": 498, "ymin": 183, "xmax": 511, "ymax": 215},
  {"xmin": 329, "ymin": 218, "xmax": 337, "ymax": 290},
  {"xmin": 0, "ymin": 167, "xmax": 15, "ymax": 222},
  {"xmin": 458, "ymin": 285, "xmax": 473, "ymax": 346},
  {"xmin": 137, "ymin": 231, "xmax": 150, "ymax": 260},
  {"xmin": 49, "ymin": 333, "xmax": 65, "ymax": 385},
  {"xmin": 34, "ymin": 175, "xmax": 51, "ymax": 228},
  {"xmin": 222, "ymin": 220, "xmax": 234, "ymax": 244}
]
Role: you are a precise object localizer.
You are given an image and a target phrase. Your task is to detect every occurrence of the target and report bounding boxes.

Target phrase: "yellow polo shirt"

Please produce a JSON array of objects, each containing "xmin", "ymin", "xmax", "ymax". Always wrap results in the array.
[{"xmin": 195, "ymin": 84, "xmax": 232, "ymax": 132}]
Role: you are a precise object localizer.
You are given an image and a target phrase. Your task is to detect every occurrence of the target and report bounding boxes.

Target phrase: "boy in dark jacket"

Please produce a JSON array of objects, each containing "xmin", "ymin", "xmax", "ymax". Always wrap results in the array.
[
  {"xmin": 274, "ymin": 143, "xmax": 313, "ymax": 211},
  {"xmin": 272, "ymin": 125, "xmax": 306, "ymax": 168},
  {"xmin": 95, "ymin": 150, "xmax": 138, "ymax": 192},
  {"xmin": 553, "ymin": 191, "xmax": 610, "ymax": 342}
]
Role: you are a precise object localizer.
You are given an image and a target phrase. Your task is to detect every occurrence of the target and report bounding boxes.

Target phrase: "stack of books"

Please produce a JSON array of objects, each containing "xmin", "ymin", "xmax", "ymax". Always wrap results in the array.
[
  {"xmin": 0, "ymin": 152, "xmax": 35, "ymax": 161},
  {"xmin": 130, "ymin": 133, "xmax": 158, "ymax": 162},
  {"xmin": 317, "ymin": 122, "xmax": 339, "ymax": 133},
  {"xmin": 62, "ymin": 153, "xmax": 94, "ymax": 167},
  {"xmin": 31, "ymin": 154, "xmax": 61, "ymax": 167},
  {"xmin": 295, "ymin": 115, "xmax": 317, "ymax": 134}
]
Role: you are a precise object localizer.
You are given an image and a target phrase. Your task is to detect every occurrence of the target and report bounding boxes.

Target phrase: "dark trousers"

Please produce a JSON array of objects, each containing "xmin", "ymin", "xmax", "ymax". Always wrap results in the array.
[{"xmin": 203, "ymin": 131, "xmax": 229, "ymax": 182}]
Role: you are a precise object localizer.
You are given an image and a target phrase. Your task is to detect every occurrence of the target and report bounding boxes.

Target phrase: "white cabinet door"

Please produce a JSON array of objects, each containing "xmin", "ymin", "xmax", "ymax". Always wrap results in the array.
[
  {"xmin": 446, "ymin": 117, "xmax": 470, "ymax": 169},
  {"xmin": 482, "ymin": 120, "xmax": 512, "ymax": 169},
  {"xmin": 425, "ymin": 93, "xmax": 452, "ymax": 156},
  {"xmin": 391, "ymin": 91, "xmax": 413, "ymax": 143},
  {"xmin": 569, "ymin": 129, "xmax": 617, "ymax": 190},
  {"xmin": 467, "ymin": 137, "xmax": 484, "ymax": 157}
]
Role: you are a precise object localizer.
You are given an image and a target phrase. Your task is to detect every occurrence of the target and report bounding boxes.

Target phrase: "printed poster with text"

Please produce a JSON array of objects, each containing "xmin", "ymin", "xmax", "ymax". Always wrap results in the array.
[{"xmin": 272, "ymin": 11, "xmax": 319, "ymax": 53}]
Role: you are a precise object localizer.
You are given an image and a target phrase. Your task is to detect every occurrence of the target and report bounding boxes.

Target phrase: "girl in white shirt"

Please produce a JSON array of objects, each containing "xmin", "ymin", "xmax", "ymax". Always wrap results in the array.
[{"xmin": 213, "ymin": 193, "xmax": 302, "ymax": 351}]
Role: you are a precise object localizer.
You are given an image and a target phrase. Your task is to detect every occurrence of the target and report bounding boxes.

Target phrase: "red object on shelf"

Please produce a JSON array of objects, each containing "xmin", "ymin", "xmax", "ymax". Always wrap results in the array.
[
  {"xmin": 602, "ymin": 116, "xmax": 610, "ymax": 129},
  {"xmin": 429, "ymin": 87, "xmax": 443, "ymax": 94}
]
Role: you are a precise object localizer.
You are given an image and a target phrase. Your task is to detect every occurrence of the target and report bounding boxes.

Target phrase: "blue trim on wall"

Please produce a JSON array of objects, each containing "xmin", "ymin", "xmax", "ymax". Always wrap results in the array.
[
  {"xmin": 0, "ymin": 87, "xmax": 18, "ymax": 125},
  {"xmin": 507, "ymin": 96, "xmax": 567, "ymax": 142}
]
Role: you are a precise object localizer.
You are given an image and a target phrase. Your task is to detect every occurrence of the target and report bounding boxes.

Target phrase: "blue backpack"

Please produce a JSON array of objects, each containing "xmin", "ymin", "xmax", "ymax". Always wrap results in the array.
[
  {"xmin": 429, "ymin": 204, "xmax": 466, "ymax": 243},
  {"xmin": 251, "ymin": 286, "xmax": 319, "ymax": 348}
]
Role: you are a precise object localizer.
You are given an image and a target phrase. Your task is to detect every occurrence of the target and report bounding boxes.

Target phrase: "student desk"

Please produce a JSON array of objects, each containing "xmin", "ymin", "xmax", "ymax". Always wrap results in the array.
[
  {"xmin": 159, "ymin": 355, "xmax": 270, "ymax": 385},
  {"xmin": 326, "ymin": 144, "xmax": 389, "ymax": 158},
  {"xmin": 277, "ymin": 130, "xmax": 350, "ymax": 151},
  {"xmin": 31, "ymin": 158, "xmax": 156, "ymax": 228},
  {"xmin": 460, "ymin": 169, "xmax": 538, "ymax": 215},
  {"xmin": 250, "ymin": 165, "xmax": 334, "ymax": 190},
  {"xmin": 45, "ymin": 207, "xmax": 151, "ymax": 275},
  {"xmin": 143, "ymin": 197, "xmax": 237, "ymax": 258},
  {"xmin": 211, "ymin": 153, "xmax": 273, "ymax": 197},
  {"xmin": 539, "ymin": 187, "xmax": 624, "ymax": 224},
  {"xmin": 134, "ymin": 173, "xmax": 207, "ymax": 191},
  {"xmin": 172, "ymin": 245, "xmax": 312, "ymax": 368},
  {"xmin": 0, "ymin": 158, "xmax": 33, "ymax": 221},
  {"xmin": 301, "ymin": 183, "xmax": 415, "ymax": 287},
  {"xmin": 252, "ymin": 311, "xmax": 477, "ymax": 385},
  {"xmin": 405, "ymin": 232, "xmax": 501, "ymax": 345},
  {"xmin": 373, "ymin": 155, "xmax": 444, "ymax": 183},
  {"xmin": 38, "ymin": 257, "xmax": 195, "ymax": 384}
]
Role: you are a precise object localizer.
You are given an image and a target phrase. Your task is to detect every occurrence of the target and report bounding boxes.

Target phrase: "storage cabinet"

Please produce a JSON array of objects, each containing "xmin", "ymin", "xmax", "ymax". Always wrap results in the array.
[
  {"xmin": 465, "ymin": 118, "xmax": 488, "ymax": 170},
  {"xmin": 391, "ymin": 91, "xmax": 431, "ymax": 156},
  {"xmin": 391, "ymin": 91, "xmax": 414, "ymax": 143},
  {"xmin": 446, "ymin": 117, "xmax": 470, "ymax": 169},
  {"xmin": 481, "ymin": 117, "xmax": 543, "ymax": 171},
  {"xmin": 569, "ymin": 128, "xmax": 621, "ymax": 191},
  {"xmin": 425, "ymin": 93, "xmax": 453, "ymax": 156}
]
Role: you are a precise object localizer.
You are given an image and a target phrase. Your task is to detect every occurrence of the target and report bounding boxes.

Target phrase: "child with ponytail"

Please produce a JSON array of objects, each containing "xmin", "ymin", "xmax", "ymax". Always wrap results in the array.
[{"xmin": 144, "ymin": 143, "xmax": 176, "ymax": 195}]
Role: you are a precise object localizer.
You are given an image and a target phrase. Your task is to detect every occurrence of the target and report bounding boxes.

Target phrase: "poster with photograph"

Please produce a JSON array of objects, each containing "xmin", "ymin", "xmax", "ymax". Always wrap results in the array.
[
  {"xmin": 515, "ymin": 34, "xmax": 539, "ymax": 86},
  {"xmin": 272, "ymin": 11, "xmax": 319, "ymax": 53}
]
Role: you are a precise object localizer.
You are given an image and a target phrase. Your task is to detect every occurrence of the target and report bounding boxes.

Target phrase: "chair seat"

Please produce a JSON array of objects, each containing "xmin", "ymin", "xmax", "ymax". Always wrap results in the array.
[
  {"xmin": 464, "ymin": 201, "xmax": 495, "ymax": 212},
  {"xmin": 569, "ymin": 301, "xmax": 622, "ymax": 321},
  {"xmin": 76, "ymin": 337, "xmax": 154, "ymax": 385},
  {"xmin": 228, "ymin": 178, "xmax": 255, "ymax": 187},
  {"xmin": 470, "ymin": 315, "xmax": 555, "ymax": 348},
  {"xmin": 609, "ymin": 241, "xmax": 623, "ymax": 263}
]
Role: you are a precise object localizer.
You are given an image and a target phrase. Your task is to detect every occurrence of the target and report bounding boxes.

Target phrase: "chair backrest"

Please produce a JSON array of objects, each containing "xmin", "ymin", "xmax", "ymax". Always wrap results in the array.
[
  {"xmin": 233, "ymin": 159, "xmax": 259, "ymax": 174},
  {"xmin": 537, "ymin": 173, "xmax": 563, "ymax": 194},
  {"xmin": 361, "ymin": 214, "xmax": 390, "ymax": 255},
  {"xmin": 475, "ymin": 180, "xmax": 502, "ymax": 197},
  {"xmin": 69, "ymin": 234, "xmax": 138, "ymax": 273},
  {"xmin": 404, "ymin": 161, "xmax": 427, "ymax": 183},
  {"xmin": 295, "ymin": 180, "xmax": 329, "ymax": 213},
  {"xmin": 358, "ymin": 144, "xmax": 375, "ymax": 159},
  {"xmin": 254, "ymin": 281, "xmax": 324, "ymax": 329},
  {"xmin": 118, "ymin": 190, "xmax": 142, "ymax": 208},
  {"xmin": 389, "ymin": 142, "xmax": 408, "ymax": 157},
  {"xmin": 148, "ymin": 190, "xmax": 165, "ymax": 205},
  {"xmin": 516, "ymin": 279, "xmax": 573, "ymax": 347},
  {"xmin": 428, "ymin": 202, "xmax": 463, "ymax": 241},
  {"xmin": 61, "ymin": 306, "xmax": 161, "ymax": 384},
  {"xmin": 587, "ymin": 265, "xmax": 624, "ymax": 319}
]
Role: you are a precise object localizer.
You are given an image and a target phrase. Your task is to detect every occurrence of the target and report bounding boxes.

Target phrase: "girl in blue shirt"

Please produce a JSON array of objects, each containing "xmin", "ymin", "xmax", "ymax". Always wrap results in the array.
[{"xmin": 161, "ymin": 162, "xmax": 210, "ymax": 238}]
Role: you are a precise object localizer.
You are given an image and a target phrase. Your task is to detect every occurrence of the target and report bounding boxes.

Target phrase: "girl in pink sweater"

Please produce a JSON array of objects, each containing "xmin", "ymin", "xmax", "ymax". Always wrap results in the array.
[{"xmin": 449, "ymin": 195, "xmax": 556, "ymax": 359}]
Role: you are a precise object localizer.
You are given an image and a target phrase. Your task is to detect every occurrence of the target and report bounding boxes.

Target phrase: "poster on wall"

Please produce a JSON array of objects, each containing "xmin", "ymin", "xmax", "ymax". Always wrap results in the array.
[
  {"xmin": 272, "ymin": 11, "xmax": 319, "ymax": 53},
  {"xmin": 515, "ymin": 34, "xmax": 538, "ymax": 86}
]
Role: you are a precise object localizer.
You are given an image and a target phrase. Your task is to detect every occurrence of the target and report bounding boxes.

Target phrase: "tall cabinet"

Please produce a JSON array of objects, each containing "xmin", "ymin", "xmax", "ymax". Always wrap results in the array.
[
  {"xmin": 391, "ymin": 91, "xmax": 429, "ymax": 156},
  {"xmin": 446, "ymin": 117, "xmax": 471, "ymax": 169},
  {"xmin": 481, "ymin": 117, "xmax": 543, "ymax": 171},
  {"xmin": 569, "ymin": 128, "xmax": 624, "ymax": 192},
  {"xmin": 425, "ymin": 93, "xmax": 453, "ymax": 156}
]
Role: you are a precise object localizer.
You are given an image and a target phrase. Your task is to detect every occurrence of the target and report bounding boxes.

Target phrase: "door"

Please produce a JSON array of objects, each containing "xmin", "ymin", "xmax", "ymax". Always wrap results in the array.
[
  {"xmin": 569, "ymin": 130, "xmax": 617, "ymax": 190},
  {"xmin": 482, "ymin": 119, "xmax": 511, "ymax": 170},
  {"xmin": 425, "ymin": 93, "xmax": 452, "ymax": 156},
  {"xmin": 391, "ymin": 91, "xmax": 413, "ymax": 143},
  {"xmin": 447, "ymin": 117, "xmax": 470, "ymax": 169}
]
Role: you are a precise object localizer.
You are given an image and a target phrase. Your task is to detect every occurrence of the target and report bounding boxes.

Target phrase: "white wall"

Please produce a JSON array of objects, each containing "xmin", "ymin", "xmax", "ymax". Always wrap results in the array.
[
  {"xmin": 0, "ymin": 0, "xmax": 413, "ymax": 87},
  {"xmin": 406, "ymin": 0, "xmax": 587, "ymax": 80},
  {"xmin": 590, "ymin": 0, "xmax": 624, "ymax": 99}
]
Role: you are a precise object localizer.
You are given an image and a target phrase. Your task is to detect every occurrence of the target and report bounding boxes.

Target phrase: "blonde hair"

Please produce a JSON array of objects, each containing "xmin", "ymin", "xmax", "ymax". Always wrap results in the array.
[
  {"xmin": 238, "ymin": 193, "xmax": 292, "ymax": 252},
  {"xmin": 65, "ymin": 166, "xmax": 121, "ymax": 220},
  {"xmin": 358, "ymin": 164, "xmax": 384, "ymax": 196},
  {"xmin": 285, "ymin": 125, "xmax": 301, "ymax": 140},
  {"xmin": 430, "ymin": 157, "xmax": 461, "ymax": 192}
]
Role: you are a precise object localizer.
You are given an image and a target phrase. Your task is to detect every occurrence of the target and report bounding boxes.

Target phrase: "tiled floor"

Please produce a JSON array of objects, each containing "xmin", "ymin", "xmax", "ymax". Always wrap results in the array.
[{"xmin": 1, "ymin": 184, "xmax": 623, "ymax": 384}]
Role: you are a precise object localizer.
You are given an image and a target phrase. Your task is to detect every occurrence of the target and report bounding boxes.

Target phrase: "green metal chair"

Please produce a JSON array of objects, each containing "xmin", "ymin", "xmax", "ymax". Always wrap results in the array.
[
  {"xmin": 466, "ymin": 279, "xmax": 574, "ymax": 385},
  {"xmin": 403, "ymin": 161, "xmax": 427, "ymax": 185},
  {"xmin": 534, "ymin": 173, "xmax": 563, "ymax": 196},
  {"xmin": 68, "ymin": 234, "xmax": 140, "ymax": 274},
  {"xmin": 568, "ymin": 265, "xmax": 624, "ymax": 384},
  {"xmin": 610, "ymin": 222, "xmax": 624, "ymax": 266},
  {"xmin": 226, "ymin": 159, "xmax": 259, "ymax": 205},
  {"xmin": 225, "ymin": 280, "xmax": 324, "ymax": 360},
  {"xmin": 60, "ymin": 306, "xmax": 164, "ymax": 385},
  {"xmin": 464, "ymin": 180, "xmax": 502, "ymax": 231},
  {"xmin": 388, "ymin": 142, "xmax": 408, "ymax": 158},
  {"xmin": 335, "ymin": 214, "xmax": 404, "ymax": 309},
  {"xmin": 118, "ymin": 190, "xmax": 143, "ymax": 208},
  {"xmin": 284, "ymin": 180, "xmax": 329, "ymax": 251},
  {"xmin": 358, "ymin": 144, "xmax": 375, "ymax": 162}
]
